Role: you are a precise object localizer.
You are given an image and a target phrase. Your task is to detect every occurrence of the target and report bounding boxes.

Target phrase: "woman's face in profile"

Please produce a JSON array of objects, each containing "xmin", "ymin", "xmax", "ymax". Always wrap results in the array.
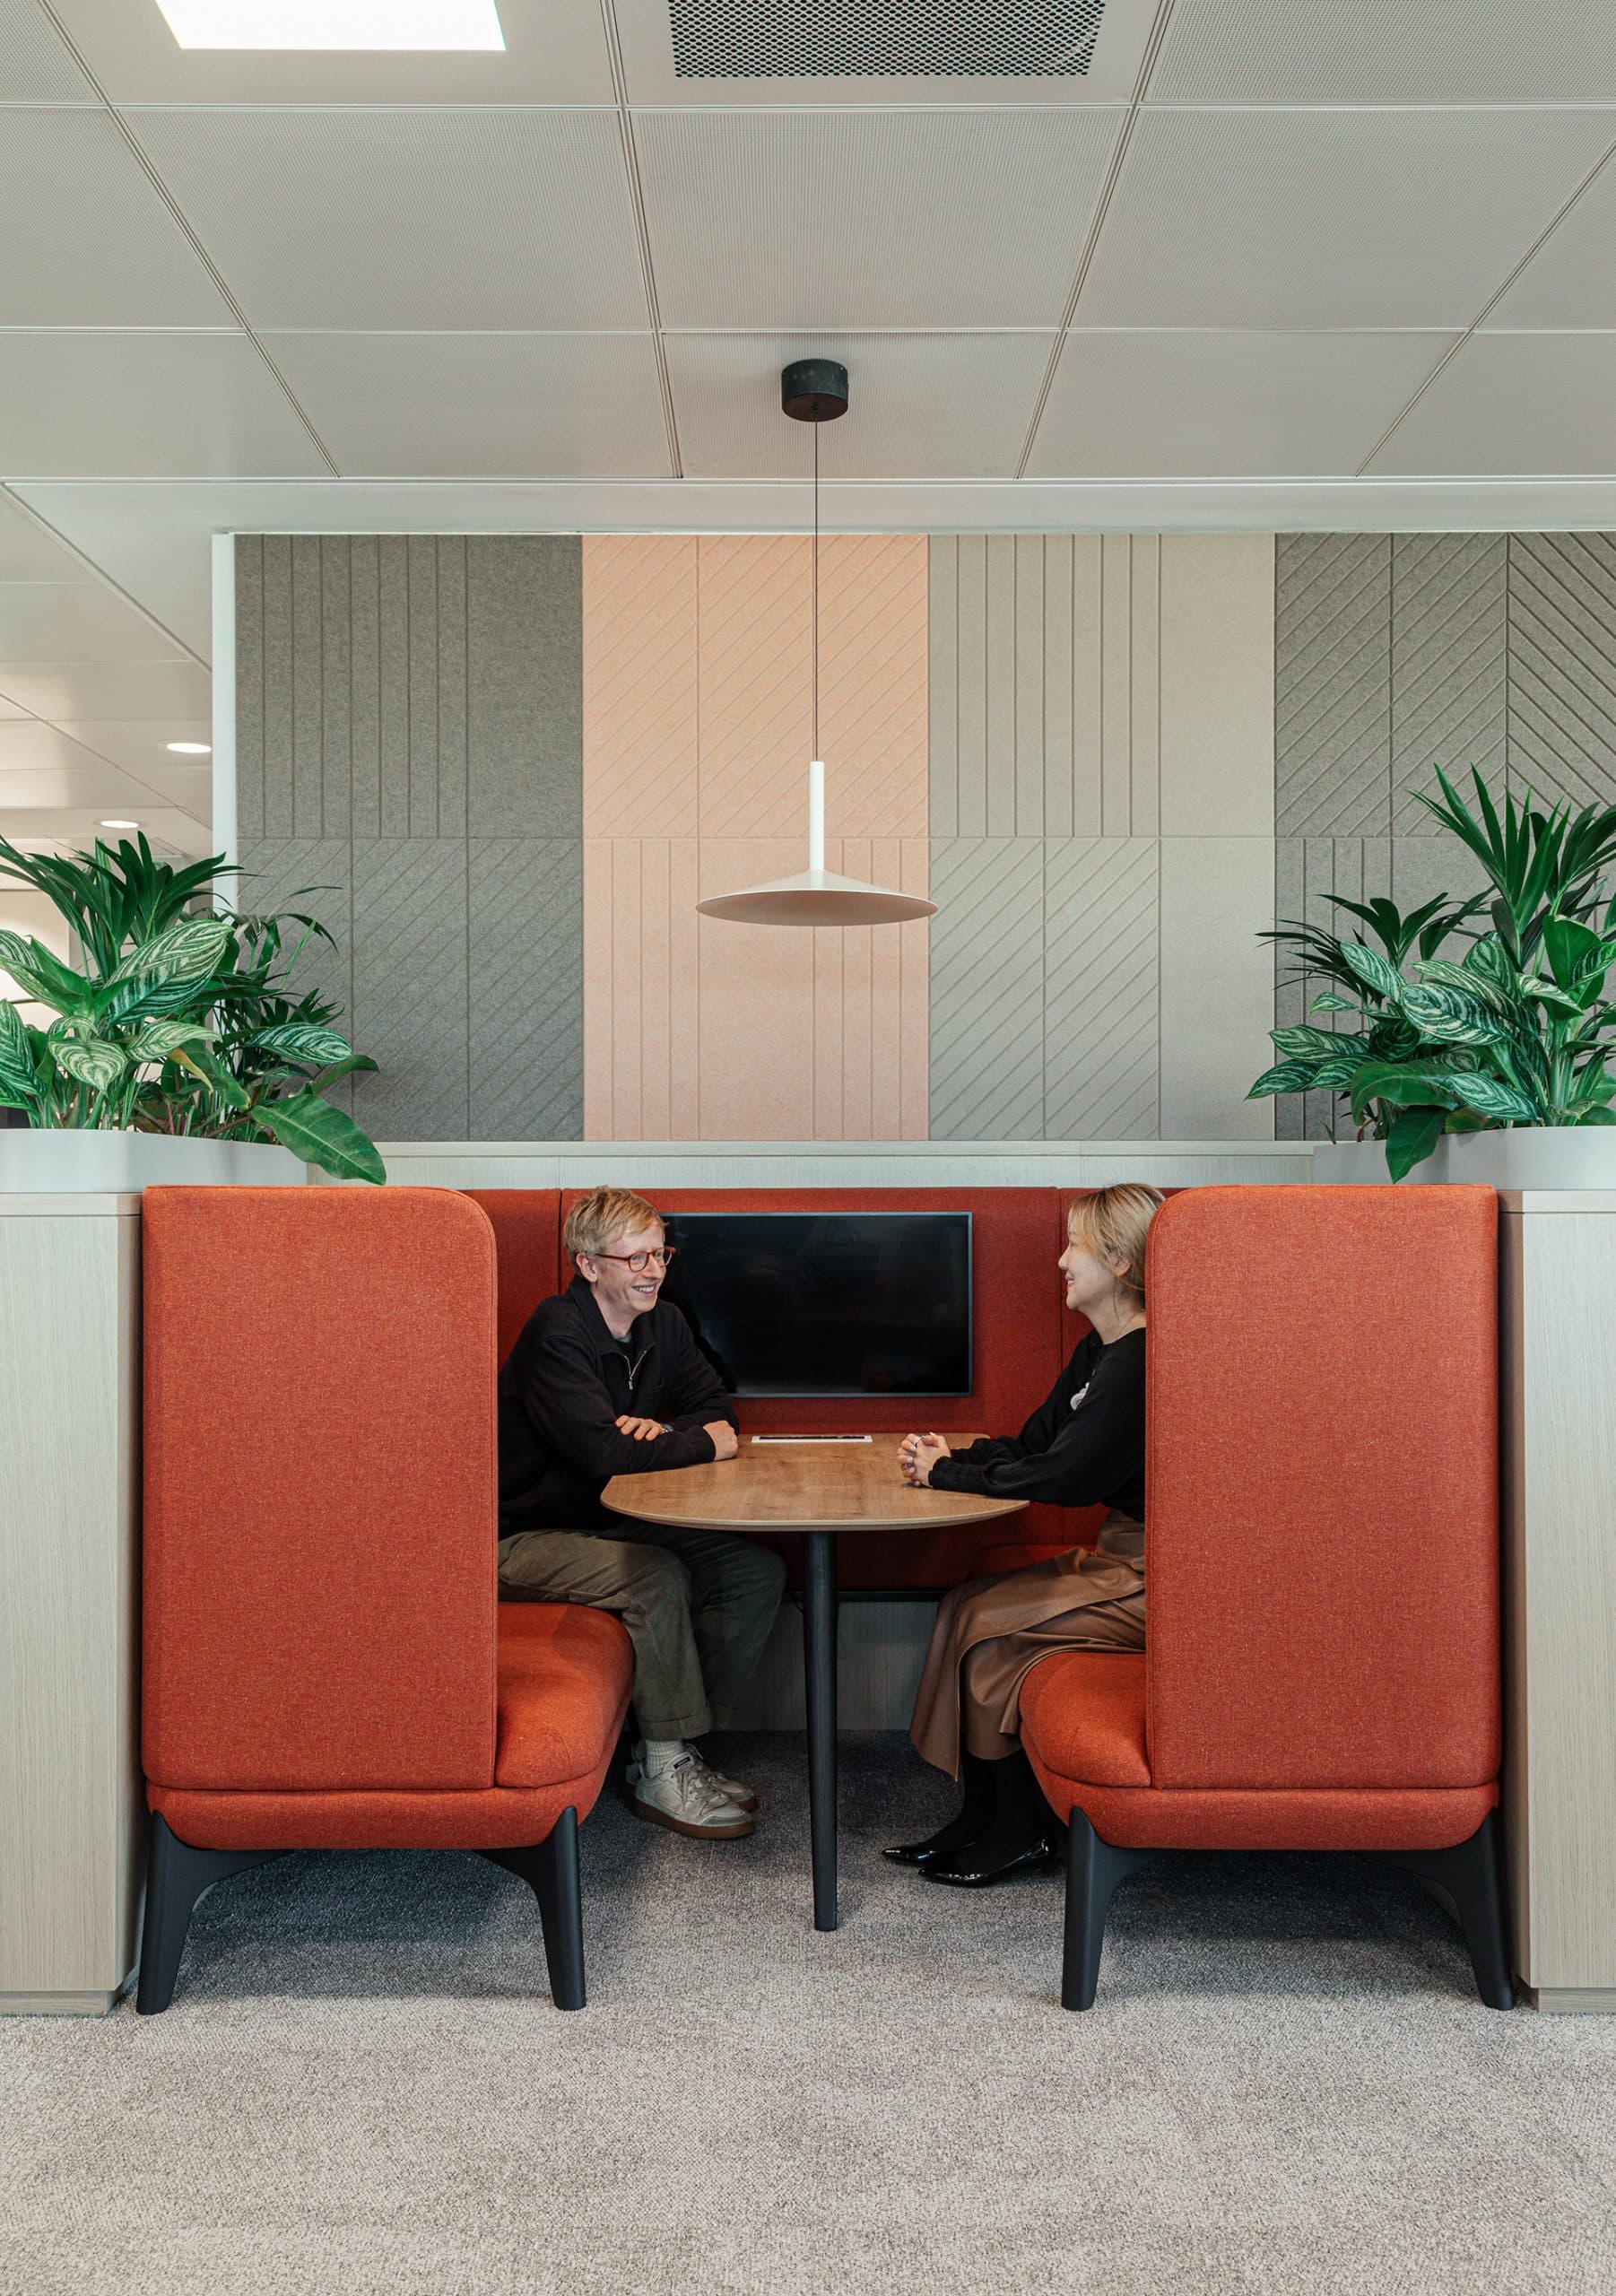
[{"xmin": 1058, "ymin": 1228, "xmax": 1122, "ymax": 1320}]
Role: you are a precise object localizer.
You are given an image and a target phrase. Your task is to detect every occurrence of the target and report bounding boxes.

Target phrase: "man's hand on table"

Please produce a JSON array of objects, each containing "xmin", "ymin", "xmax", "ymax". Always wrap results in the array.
[
  {"xmin": 899, "ymin": 1433, "xmax": 951, "ymax": 1487},
  {"xmin": 704, "ymin": 1420, "xmax": 739, "ymax": 1462}
]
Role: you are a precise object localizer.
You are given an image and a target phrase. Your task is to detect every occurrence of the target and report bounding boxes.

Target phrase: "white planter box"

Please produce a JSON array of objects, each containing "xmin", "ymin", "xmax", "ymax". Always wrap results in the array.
[
  {"xmin": 1311, "ymin": 1131, "xmax": 1616, "ymax": 1189},
  {"xmin": 0, "ymin": 1131, "xmax": 305, "ymax": 1193}
]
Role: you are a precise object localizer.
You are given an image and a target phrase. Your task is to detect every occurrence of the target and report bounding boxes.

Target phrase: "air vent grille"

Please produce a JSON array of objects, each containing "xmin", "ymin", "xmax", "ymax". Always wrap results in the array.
[{"xmin": 667, "ymin": 0, "xmax": 1108, "ymax": 80}]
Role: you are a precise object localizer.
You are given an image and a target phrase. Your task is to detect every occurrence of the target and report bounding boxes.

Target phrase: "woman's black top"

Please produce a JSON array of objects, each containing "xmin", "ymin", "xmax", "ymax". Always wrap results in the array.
[{"xmin": 926, "ymin": 1326, "xmax": 1146, "ymax": 1519}]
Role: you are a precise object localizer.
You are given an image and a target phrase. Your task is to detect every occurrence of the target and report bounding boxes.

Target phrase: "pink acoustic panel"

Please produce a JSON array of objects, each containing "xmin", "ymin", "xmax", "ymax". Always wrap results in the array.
[{"xmin": 582, "ymin": 535, "xmax": 699, "ymax": 837}]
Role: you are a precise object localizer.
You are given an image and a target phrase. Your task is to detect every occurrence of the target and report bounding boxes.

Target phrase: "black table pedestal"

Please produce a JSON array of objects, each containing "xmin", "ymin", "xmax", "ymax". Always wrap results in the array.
[{"xmin": 802, "ymin": 1530, "xmax": 839, "ymax": 1932}]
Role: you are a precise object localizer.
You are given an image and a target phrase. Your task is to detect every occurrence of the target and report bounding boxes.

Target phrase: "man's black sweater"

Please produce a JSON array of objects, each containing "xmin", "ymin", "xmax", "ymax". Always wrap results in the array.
[{"xmin": 497, "ymin": 1276, "xmax": 739, "ymax": 1538}]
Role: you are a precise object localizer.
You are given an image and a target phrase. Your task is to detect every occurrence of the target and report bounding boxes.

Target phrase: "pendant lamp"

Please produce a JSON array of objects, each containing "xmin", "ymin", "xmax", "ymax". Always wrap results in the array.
[{"xmin": 695, "ymin": 361, "xmax": 937, "ymax": 929}]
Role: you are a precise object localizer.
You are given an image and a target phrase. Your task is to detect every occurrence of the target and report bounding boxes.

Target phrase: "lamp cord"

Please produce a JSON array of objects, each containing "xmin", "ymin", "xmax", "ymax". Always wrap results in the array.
[{"xmin": 812, "ymin": 418, "xmax": 820, "ymax": 761}]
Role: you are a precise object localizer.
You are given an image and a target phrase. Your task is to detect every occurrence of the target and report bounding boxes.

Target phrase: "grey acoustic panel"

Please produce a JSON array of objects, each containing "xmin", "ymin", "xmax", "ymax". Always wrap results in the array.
[
  {"xmin": 234, "ymin": 837, "xmax": 354, "ymax": 1111},
  {"xmin": 1044, "ymin": 839, "xmax": 1158, "ymax": 1139},
  {"xmin": 351, "ymin": 839, "xmax": 469, "ymax": 1141},
  {"xmin": 132, "ymin": 109, "xmax": 647, "ymax": 331},
  {"xmin": 1508, "ymin": 534, "xmax": 1616, "ymax": 813},
  {"xmin": 465, "ymin": 538, "xmax": 582, "ymax": 839},
  {"xmin": 929, "ymin": 838, "xmax": 1045, "ymax": 1139},
  {"xmin": 1274, "ymin": 534, "xmax": 1391, "ymax": 838},
  {"xmin": 636, "ymin": 108, "xmax": 1119, "ymax": 329},
  {"xmin": 245, "ymin": 535, "xmax": 361, "ymax": 842},
  {"xmin": 1273, "ymin": 835, "xmax": 1391, "ymax": 1141},
  {"xmin": 1152, "ymin": 0, "xmax": 1616, "ymax": 101},
  {"xmin": 1391, "ymin": 535, "xmax": 1506, "ymax": 834},
  {"xmin": 468, "ymin": 839, "xmax": 583, "ymax": 1139}
]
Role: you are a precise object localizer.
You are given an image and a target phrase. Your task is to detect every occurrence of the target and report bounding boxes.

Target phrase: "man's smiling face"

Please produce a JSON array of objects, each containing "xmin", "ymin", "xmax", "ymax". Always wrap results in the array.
[{"xmin": 578, "ymin": 1220, "xmax": 667, "ymax": 1333}]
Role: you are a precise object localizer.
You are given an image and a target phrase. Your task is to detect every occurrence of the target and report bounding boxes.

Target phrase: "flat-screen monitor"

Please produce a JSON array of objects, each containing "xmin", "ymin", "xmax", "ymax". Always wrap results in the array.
[{"xmin": 661, "ymin": 1212, "xmax": 971, "ymax": 1398}]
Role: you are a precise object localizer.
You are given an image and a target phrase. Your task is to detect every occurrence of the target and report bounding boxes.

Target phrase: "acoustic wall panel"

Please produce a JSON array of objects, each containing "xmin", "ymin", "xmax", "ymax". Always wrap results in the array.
[
  {"xmin": 469, "ymin": 839, "xmax": 584, "ymax": 1141},
  {"xmin": 1508, "ymin": 534, "xmax": 1616, "ymax": 814},
  {"xmin": 1274, "ymin": 533, "xmax": 1391, "ymax": 838},
  {"xmin": 350, "ymin": 838, "xmax": 469, "ymax": 1141},
  {"xmin": 1044, "ymin": 839, "xmax": 1159, "ymax": 1139},
  {"xmin": 929, "ymin": 838, "xmax": 1046, "ymax": 1141},
  {"xmin": 1391, "ymin": 534, "xmax": 1507, "ymax": 834}
]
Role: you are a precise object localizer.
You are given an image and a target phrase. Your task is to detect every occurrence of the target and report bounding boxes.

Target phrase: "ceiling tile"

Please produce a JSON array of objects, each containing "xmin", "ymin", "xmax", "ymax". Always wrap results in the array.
[
  {"xmin": 0, "ymin": 579, "xmax": 187, "ymax": 663},
  {"xmin": 265, "ymin": 332, "xmax": 673, "ymax": 477},
  {"xmin": 1028, "ymin": 329, "xmax": 1456, "ymax": 476},
  {"xmin": 52, "ymin": 718, "xmax": 211, "ymax": 774},
  {"xmin": 0, "ymin": 491, "xmax": 86, "ymax": 580},
  {"xmin": 131, "ymin": 108, "xmax": 647, "ymax": 330},
  {"xmin": 617, "ymin": 0, "xmax": 1159, "ymax": 104},
  {"xmin": 0, "ymin": 718, "xmax": 134, "ymax": 770},
  {"xmin": 0, "ymin": 659, "xmax": 211, "ymax": 719},
  {"xmin": 666, "ymin": 331, "xmax": 1056, "ymax": 476},
  {"xmin": 1152, "ymin": 0, "xmax": 1616, "ymax": 102},
  {"xmin": 1484, "ymin": 159, "xmax": 1616, "ymax": 329},
  {"xmin": 0, "ymin": 109, "xmax": 232, "ymax": 325},
  {"xmin": 0, "ymin": 757, "xmax": 158, "ymax": 808},
  {"xmin": 1079, "ymin": 108, "xmax": 1616, "ymax": 329},
  {"xmin": 0, "ymin": 805, "xmax": 211, "ymax": 856},
  {"xmin": 1369, "ymin": 333, "xmax": 1616, "ymax": 475},
  {"xmin": 0, "ymin": 0, "xmax": 95, "ymax": 101},
  {"xmin": 110, "ymin": 761, "xmax": 212, "ymax": 815},
  {"xmin": 637, "ymin": 108, "xmax": 1120, "ymax": 327},
  {"xmin": 0, "ymin": 331, "xmax": 326, "ymax": 478},
  {"xmin": 48, "ymin": 0, "xmax": 613, "ymax": 104}
]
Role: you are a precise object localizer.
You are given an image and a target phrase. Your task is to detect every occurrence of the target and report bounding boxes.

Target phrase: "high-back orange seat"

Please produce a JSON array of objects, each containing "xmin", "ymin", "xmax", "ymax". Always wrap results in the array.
[
  {"xmin": 1020, "ymin": 1185, "xmax": 1512, "ymax": 2010},
  {"xmin": 138, "ymin": 1187, "xmax": 633, "ymax": 2013}
]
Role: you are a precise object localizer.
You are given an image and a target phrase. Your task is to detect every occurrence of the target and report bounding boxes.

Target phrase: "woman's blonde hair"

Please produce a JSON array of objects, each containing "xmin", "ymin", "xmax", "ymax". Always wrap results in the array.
[
  {"xmin": 1067, "ymin": 1184, "xmax": 1164, "ymax": 1305},
  {"xmin": 564, "ymin": 1186, "xmax": 664, "ymax": 1265}
]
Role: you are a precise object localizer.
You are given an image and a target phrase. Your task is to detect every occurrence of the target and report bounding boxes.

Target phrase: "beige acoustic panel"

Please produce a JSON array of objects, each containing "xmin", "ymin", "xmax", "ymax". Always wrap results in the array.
[
  {"xmin": 1152, "ymin": 0, "xmax": 1616, "ymax": 103},
  {"xmin": 1370, "ymin": 335, "xmax": 1616, "ymax": 477},
  {"xmin": 0, "ymin": 330, "xmax": 325, "ymax": 480},
  {"xmin": 0, "ymin": 0, "xmax": 95, "ymax": 100},
  {"xmin": 1157, "ymin": 534, "xmax": 1274, "ymax": 838},
  {"xmin": 47, "ymin": 0, "xmax": 613, "ymax": 103},
  {"xmin": 132, "ymin": 108, "xmax": 648, "ymax": 332},
  {"xmin": 0, "ymin": 659, "xmax": 211, "ymax": 720},
  {"xmin": 1028, "ymin": 330, "xmax": 1455, "ymax": 479},
  {"xmin": 637, "ymin": 107, "xmax": 1120, "ymax": 329},
  {"xmin": 1159, "ymin": 837, "xmax": 1275, "ymax": 1139},
  {"xmin": 0, "ymin": 580, "xmax": 191, "ymax": 665},
  {"xmin": 1485, "ymin": 161, "xmax": 1616, "ymax": 331},
  {"xmin": 666, "ymin": 331, "xmax": 1055, "ymax": 479},
  {"xmin": 616, "ymin": 0, "xmax": 1160, "ymax": 105},
  {"xmin": 1079, "ymin": 107, "xmax": 1616, "ymax": 330},
  {"xmin": 265, "ymin": 332, "xmax": 673, "ymax": 479},
  {"xmin": 0, "ymin": 109, "xmax": 231, "ymax": 326}
]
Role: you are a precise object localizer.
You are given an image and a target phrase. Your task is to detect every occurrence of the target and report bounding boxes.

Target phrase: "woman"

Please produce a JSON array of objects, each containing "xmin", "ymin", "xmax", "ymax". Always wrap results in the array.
[{"xmin": 886, "ymin": 1183, "xmax": 1162, "ymax": 1887}]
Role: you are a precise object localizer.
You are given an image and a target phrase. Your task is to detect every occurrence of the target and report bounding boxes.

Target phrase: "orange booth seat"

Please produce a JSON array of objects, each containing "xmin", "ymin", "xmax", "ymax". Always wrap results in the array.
[
  {"xmin": 1019, "ymin": 1184, "xmax": 1512, "ymax": 2012},
  {"xmin": 137, "ymin": 1187, "xmax": 634, "ymax": 2013}
]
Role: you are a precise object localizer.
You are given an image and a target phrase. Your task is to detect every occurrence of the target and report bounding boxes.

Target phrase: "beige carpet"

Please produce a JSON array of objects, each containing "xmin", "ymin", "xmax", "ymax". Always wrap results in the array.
[{"xmin": 4, "ymin": 1734, "xmax": 1616, "ymax": 2296}]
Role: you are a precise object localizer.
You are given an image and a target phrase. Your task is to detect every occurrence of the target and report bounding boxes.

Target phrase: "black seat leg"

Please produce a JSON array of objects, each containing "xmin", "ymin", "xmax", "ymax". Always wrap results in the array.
[
  {"xmin": 136, "ymin": 1813, "xmax": 282, "ymax": 2015},
  {"xmin": 484, "ymin": 1808, "xmax": 586, "ymax": 2010},
  {"xmin": 1061, "ymin": 1806, "xmax": 1154, "ymax": 2012},
  {"xmin": 1376, "ymin": 1813, "xmax": 1516, "ymax": 2010}
]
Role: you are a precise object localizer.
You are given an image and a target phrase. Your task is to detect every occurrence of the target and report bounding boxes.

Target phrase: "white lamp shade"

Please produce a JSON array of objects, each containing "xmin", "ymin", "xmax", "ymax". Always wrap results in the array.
[{"xmin": 695, "ymin": 867, "xmax": 936, "ymax": 927}]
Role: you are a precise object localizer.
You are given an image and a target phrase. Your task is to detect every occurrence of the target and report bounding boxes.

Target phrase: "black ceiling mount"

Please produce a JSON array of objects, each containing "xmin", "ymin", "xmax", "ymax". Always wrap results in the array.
[{"xmin": 781, "ymin": 359, "xmax": 849, "ymax": 423}]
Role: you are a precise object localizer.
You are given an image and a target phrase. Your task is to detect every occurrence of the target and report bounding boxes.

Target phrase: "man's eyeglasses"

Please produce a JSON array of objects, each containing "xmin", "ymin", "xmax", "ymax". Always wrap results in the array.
[{"xmin": 586, "ymin": 1247, "xmax": 677, "ymax": 1272}]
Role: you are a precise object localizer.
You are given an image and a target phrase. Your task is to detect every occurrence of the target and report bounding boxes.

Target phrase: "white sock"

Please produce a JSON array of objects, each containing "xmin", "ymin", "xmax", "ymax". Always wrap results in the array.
[{"xmin": 640, "ymin": 1737, "xmax": 688, "ymax": 1778}]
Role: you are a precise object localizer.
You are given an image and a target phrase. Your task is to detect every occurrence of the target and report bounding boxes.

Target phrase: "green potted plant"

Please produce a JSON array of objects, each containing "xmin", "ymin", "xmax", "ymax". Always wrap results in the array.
[
  {"xmin": 1250, "ymin": 770, "xmax": 1616, "ymax": 1184},
  {"xmin": 0, "ymin": 833, "xmax": 385, "ymax": 1189}
]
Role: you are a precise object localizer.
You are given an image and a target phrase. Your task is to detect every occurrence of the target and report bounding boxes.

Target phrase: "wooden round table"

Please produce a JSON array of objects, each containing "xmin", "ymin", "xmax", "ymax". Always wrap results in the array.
[{"xmin": 604, "ymin": 1436, "xmax": 1025, "ymax": 1930}]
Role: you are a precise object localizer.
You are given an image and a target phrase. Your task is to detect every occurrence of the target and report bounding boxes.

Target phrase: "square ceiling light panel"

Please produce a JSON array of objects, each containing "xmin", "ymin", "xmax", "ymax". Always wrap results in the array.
[
  {"xmin": 665, "ymin": 331, "xmax": 1056, "ymax": 477},
  {"xmin": 1077, "ymin": 107, "xmax": 1616, "ymax": 331},
  {"xmin": 133, "ymin": 109, "xmax": 647, "ymax": 331},
  {"xmin": 153, "ymin": 1, "xmax": 504, "ymax": 47},
  {"xmin": 637, "ymin": 108, "xmax": 1119, "ymax": 329},
  {"xmin": 1, "ymin": 111, "xmax": 231, "ymax": 327},
  {"xmin": 1369, "ymin": 334, "xmax": 1616, "ymax": 476},
  {"xmin": 1151, "ymin": 0, "xmax": 1616, "ymax": 103},
  {"xmin": 1027, "ymin": 329, "xmax": 1455, "ymax": 477},
  {"xmin": 0, "ymin": 334, "xmax": 326, "ymax": 480},
  {"xmin": 265, "ymin": 332, "xmax": 674, "ymax": 476}
]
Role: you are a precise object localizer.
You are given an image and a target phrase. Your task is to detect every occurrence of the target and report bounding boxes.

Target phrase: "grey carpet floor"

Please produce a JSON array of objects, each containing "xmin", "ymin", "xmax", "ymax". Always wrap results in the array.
[{"xmin": 4, "ymin": 1734, "xmax": 1616, "ymax": 2296}]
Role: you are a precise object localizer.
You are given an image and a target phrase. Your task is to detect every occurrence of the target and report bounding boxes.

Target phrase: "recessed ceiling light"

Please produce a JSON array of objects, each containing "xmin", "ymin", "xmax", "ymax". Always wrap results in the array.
[
  {"xmin": 154, "ymin": 1, "xmax": 505, "ymax": 48},
  {"xmin": 166, "ymin": 740, "xmax": 213, "ymax": 755},
  {"xmin": 101, "ymin": 819, "xmax": 140, "ymax": 830}
]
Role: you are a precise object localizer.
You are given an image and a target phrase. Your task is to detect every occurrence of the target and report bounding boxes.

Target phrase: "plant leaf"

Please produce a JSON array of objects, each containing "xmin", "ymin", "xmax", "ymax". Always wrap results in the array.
[
  {"xmin": 1349, "ymin": 1060, "xmax": 1462, "ymax": 1119},
  {"xmin": 1271, "ymin": 1024, "xmax": 1350, "ymax": 1059},
  {"xmin": 0, "ymin": 998, "xmax": 39, "ymax": 1103},
  {"xmin": 1307, "ymin": 1054, "xmax": 1363, "ymax": 1090},
  {"xmin": 126, "ymin": 1019, "xmax": 218, "ymax": 1061},
  {"xmin": 105, "ymin": 915, "xmax": 232, "ymax": 991},
  {"xmin": 49, "ymin": 1036, "xmax": 129, "ymax": 1092},
  {"xmin": 1446, "ymin": 1071, "xmax": 1539, "ymax": 1122},
  {"xmin": 1397, "ymin": 983, "xmax": 1509, "ymax": 1047},
  {"xmin": 1309, "ymin": 991, "xmax": 1357, "ymax": 1013},
  {"xmin": 250, "ymin": 1021, "xmax": 353, "ymax": 1065},
  {"xmin": 261, "ymin": 1090, "xmax": 386, "ymax": 1184},
  {"xmin": 1340, "ymin": 941, "xmax": 1403, "ymax": 1001},
  {"xmin": 1386, "ymin": 1103, "xmax": 1447, "ymax": 1183}
]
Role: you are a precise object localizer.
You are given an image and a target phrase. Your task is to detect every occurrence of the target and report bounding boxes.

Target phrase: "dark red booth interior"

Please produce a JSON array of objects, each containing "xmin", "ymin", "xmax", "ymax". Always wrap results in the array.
[{"xmin": 465, "ymin": 1187, "xmax": 1129, "ymax": 1589}]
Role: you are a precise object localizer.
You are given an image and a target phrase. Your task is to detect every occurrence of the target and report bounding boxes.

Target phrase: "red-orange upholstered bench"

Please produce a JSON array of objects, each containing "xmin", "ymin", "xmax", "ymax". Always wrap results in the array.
[
  {"xmin": 137, "ymin": 1187, "xmax": 633, "ymax": 2013},
  {"xmin": 1020, "ymin": 1185, "xmax": 1512, "ymax": 2012}
]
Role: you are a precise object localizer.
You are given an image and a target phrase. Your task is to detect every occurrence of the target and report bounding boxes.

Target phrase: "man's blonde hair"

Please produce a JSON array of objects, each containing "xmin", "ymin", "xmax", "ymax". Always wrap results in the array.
[
  {"xmin": 564, "ymin": 1187, "xmax": 665, "ymax": 1265},
  {"xmin": 1067, "ymin": 1184, "xmax": 1163, "ymax": 1304}
]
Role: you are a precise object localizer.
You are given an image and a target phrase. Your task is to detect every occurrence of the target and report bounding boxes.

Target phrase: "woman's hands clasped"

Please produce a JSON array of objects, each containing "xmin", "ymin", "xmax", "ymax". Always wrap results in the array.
[{"xmin": 899, "ymin": 1432, "xmax": 951, "ymax": 1487}]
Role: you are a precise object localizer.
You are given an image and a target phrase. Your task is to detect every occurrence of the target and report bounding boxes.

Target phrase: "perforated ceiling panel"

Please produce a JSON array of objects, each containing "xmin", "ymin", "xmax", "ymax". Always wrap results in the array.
[{"xmin": 667, "ymin": 0, "xmax": 1106, "ymax": 78}]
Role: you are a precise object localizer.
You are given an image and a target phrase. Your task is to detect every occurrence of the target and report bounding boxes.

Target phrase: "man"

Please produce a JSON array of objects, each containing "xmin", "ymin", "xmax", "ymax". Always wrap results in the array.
[{"xmin": 497, "ymin": 1186, "xmax": 786, "ymax": 1841}]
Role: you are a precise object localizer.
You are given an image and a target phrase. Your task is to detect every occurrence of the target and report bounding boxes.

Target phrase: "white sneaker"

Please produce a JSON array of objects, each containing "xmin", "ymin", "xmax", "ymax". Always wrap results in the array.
[
  {"xmin": 631, "ymin": 1751, "xmax": 755, "ymax": 1840},
  {"xmin": 625, "ymin": 1739, "xmax": 760, "ymax": 1814}
]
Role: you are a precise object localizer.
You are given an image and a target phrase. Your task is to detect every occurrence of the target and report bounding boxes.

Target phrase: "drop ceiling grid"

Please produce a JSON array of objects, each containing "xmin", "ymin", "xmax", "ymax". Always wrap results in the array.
[{"xmin": 0, "ymin": 0, "xmax": 92, "ymax": 102}]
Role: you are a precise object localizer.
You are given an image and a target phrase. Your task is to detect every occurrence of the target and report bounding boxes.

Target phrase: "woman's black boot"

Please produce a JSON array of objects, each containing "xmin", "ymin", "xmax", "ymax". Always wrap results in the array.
[
  {"xmin": 882, "ymin": 1751, "xmax": 999, "ymax": 1867},
  {"xmin": 923, "ymin": 1750, "xmax": 1059, "ymax": 1887}
]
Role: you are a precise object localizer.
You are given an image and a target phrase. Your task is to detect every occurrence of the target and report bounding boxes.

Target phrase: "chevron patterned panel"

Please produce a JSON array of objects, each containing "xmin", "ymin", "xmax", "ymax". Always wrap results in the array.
[
  {"xmin": 929, "ymin": 838, "xmax": 1045, "ymax": 1140},
  {"xmin": 351, "ymin": 839, "xmax": 469, "ymax": 1140},
  {"xmin": 469, "ymin": 839, "xmax": 583, "ymax": 1139},
  {"xmin": 1508, "ymin": 534, "xmax": 1616, "ymax": 813},
  {"xmin": 582, "ymin": 535, "xmax": 698, "ymax": 837},
  {"xmin": 1044, "ymin": 839, "xmax": 1159, "ymax": 1139},
  {"xmin": 1392, "ymin": 535, "xmax": 1506, "ymax": 833},
  {"xmin": 236, "ymin": 836, "xmax": 355, "ymax": 1112},
  {"xmin": 1275, "ymin": 533, "xmax": 1392, "ymax": 837}
]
